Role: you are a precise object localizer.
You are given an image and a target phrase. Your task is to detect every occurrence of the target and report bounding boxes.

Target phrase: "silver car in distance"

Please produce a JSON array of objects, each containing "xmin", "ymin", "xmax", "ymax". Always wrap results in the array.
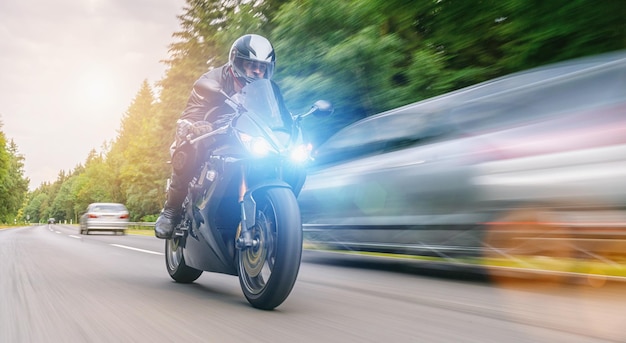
[{"xmin": 79, "ymin": 202, "xmax": 130, "ymax": 235}]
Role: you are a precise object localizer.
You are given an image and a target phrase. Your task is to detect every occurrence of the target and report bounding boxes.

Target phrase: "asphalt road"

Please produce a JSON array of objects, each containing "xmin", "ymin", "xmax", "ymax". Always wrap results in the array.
[{"xmin": 1, "ymin": 225, "xmax": 624, "ymax": 343}]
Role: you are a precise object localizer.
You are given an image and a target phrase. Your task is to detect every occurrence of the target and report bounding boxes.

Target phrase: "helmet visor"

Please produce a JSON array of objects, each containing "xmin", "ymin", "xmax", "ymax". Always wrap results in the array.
[
  {"xmin": 243, "ymin": 60, "xmax": 268, "ymax": 73},
  {"xmin": 233, "ymin": 56, "xmax": 274, "ymax": 83}
]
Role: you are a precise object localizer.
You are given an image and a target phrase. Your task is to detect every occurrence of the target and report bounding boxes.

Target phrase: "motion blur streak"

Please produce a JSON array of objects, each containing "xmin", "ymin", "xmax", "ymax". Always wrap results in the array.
[{"xmin": 299, "ymin": 50, "xmax": 626, "ymax": 282}]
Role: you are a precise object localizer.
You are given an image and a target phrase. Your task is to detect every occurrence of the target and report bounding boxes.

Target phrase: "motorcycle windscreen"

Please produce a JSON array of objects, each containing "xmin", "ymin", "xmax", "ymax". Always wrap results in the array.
[{"xmin": 239, "ymin": 79, "xmax": 292, "ymax": 131}]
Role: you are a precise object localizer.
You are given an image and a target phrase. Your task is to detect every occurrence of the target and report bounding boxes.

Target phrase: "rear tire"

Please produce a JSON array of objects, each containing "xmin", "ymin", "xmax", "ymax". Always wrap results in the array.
[
  {"xmin": 237, "ymin": 188, "xmax": 303, "ymax": 310},
  {"xmin": 165, "ymin": 236, "xmax": 203, "ymax": 283}
]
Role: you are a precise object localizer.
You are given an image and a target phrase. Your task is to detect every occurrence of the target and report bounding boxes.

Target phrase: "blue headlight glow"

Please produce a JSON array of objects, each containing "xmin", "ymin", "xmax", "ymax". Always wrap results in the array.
[
  {"xmin": 251, "ymin": 138, "xmax": 272, "ymax": 156},
  {"xmin": 290, "ymin": 144, "xmax": 312, "ymax": 163},
  {"xmin": 239, "ymin": 133, "xmax": 274, "ymax": 157}
]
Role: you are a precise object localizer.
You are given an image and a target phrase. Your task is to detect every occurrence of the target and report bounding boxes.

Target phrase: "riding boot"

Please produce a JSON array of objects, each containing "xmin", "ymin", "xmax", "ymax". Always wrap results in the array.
[
  {"xmin": 154, "ymin": 175, "xmax": 188, "ymax": 239},
  {"xmin": 156, "ymin": 126, "xmax": 200, "ymax": 239}
]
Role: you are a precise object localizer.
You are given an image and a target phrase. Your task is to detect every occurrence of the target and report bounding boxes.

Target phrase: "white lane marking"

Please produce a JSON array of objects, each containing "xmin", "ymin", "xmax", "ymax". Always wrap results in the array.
[
  {"xmin": 56, "ymin": 231, "xmax": 62, "ymax": 234},
  {"xmin": 110, "ymin": 244, "xmax": 163, "ymax": 255},
  {"xmin": 69, "ymin": 235, "xmax": 82, "ymax": 239}
]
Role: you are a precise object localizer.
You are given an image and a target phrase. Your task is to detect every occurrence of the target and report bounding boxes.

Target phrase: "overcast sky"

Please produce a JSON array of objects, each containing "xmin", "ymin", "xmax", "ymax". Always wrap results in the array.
[{"xmin": 0, "ymin": 0, "xmax": 186, "ymax": 190}]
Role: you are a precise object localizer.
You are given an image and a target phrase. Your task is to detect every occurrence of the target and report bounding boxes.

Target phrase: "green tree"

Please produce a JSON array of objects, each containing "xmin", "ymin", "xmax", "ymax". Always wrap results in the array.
[
  {"xmin": 498, "ymin": 0, "xmax": 626, "ymax": 70},
  {"xmin": 271, "ymin": 0, "xmax": 625, "ymax": 145},
  {"xmin": 0, "ymin": 127, "xmax": 10, "ymax": 222},
  {"xmin": 42, "ymin": 170, "xmax": 72, "ymax": 222},
  {"xmin": 272, "ymin": 0, "xmax": 421, "ymax": 144},
  {"xmin": 23, "ymin": 192, "xmax": 49, "ymax": 224},
  {"xmin": 109, "ymin": 80, "xmax": 166, "ymax": 220},
  {"xmin": 50, "ymin": 175, "xmax": 79, "ymax": 223},
  {"xmin": 0, "ymin": 126, "xmax": 29, "ymax": 223},
  {"xmin": 72, "ymin": 149, "xmax": 114, "ymax": 208}
]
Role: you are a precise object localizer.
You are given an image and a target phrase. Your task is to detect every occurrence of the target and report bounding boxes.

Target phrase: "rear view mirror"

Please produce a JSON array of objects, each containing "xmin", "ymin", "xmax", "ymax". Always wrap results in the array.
[
  {"xmin": 294, "ymin": 100, "xmax": 334, "ymax": 120},
  {"xmin": 312, "ymin": 100, "xmax": 333, "ymax": 117}
]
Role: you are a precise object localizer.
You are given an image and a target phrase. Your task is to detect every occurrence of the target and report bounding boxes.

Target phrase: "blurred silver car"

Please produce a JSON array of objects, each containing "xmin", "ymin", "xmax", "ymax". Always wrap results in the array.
[
  {"xmin": 298, "ymin": 51, "xmax": 626, "ymax": 261},
  {"xmin": 79, "ymin": 203, "xmax": 129, "ymax": 235}
]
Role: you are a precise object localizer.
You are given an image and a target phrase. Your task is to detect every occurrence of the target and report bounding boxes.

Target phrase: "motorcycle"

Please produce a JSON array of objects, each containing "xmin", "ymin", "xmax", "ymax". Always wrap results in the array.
[{"xmin": 164, "ymin": 78, "xmax": 332, "ymax": 310}]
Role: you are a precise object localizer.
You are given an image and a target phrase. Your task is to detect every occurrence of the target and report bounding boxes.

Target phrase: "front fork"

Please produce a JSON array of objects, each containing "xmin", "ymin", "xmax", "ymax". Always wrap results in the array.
[{"xmin": 236, "ymin": 166, "xmax": 258, "ymax": 249}]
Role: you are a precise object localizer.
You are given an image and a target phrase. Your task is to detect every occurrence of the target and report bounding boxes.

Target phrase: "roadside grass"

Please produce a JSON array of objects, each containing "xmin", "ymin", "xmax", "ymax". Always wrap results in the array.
[
  {"xmin": 0, "ymin": 225, "xmax": 25, "ymax": 230},
  {"xmin": 0, "ymin": 223, "xmax": 155, "ymax": 236},
  {"xmin": 309, "ymin": 248, "xmax": 626, "ymax": 279},
  {"xmin": 127, "ymin": 227, "xmax": 154, "ymax": 236},
  {"xmin": 482, "ymin": 255, "xmax": 626, "ymax": 278}
]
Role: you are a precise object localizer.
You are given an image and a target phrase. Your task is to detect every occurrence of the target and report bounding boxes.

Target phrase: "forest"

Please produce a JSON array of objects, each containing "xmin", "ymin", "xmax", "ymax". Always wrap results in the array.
[{"xmin": 1, "ymin": 0, "xmax": 624, "ymax": 224}]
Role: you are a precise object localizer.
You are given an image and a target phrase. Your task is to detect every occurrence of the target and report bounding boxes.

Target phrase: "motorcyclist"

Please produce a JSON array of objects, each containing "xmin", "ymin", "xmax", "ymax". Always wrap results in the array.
[{"xmin": 155, "ymin": 33, "xmax": 276, "ymax": 239}]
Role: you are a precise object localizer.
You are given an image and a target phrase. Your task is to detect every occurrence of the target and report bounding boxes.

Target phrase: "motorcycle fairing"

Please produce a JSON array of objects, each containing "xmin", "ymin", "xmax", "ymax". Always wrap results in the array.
[{"xmin": 178, "ymin": 79, "xmax": 306, "ymax": 276}]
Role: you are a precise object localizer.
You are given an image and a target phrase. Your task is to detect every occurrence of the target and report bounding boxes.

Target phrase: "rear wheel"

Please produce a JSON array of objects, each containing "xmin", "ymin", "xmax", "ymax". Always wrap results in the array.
[
  {"xmin": 237, "ymin": 188, "xmax": 303, "ymax": 310},
  {"xmin": 165, "ymin": 235, "xmax": 203, "ymax": 283}
]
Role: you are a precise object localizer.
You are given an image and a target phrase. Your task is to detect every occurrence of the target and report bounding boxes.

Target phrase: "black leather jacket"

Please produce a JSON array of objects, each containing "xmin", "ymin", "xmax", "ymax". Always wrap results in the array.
[
  {"xmin": 180, "ymin": 64, "xmax": 291, "ymax": 127},
  {"xmin": 180, "ymin": 64, "xmax": 238, "ymax": 123}
]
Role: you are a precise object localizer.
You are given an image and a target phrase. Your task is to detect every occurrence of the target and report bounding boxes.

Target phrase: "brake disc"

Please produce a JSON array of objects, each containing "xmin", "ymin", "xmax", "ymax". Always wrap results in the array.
[
  {"xmin": 242, "ymin": 224, "xmax": 267, "ymax": 277},
  {"xmin": 242, "ymin": 210, "xmax": 275, "ymax": 277}
]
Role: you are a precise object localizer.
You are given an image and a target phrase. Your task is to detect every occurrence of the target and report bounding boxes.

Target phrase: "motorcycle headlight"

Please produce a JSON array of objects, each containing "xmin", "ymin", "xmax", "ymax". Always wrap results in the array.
[
  {"xmin": 290, "ymin": 143, "xmax": 312, "ymax": 163},
  {"xmin": 239, "ymin": 133, "xmax": 275, "ymax": 157}
]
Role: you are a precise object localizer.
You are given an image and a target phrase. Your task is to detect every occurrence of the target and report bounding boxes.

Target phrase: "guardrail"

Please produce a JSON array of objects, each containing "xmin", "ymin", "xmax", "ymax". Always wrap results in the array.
[{"xmin": 127, "ymin": 222, "xmax": 156, "ymax": 228}]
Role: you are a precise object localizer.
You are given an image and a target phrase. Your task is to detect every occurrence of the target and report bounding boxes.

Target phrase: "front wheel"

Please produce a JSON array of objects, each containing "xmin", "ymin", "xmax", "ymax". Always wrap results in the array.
[
  {"xmin": 237, "ymin": 188, "xmax": 303, "ymax": 310},
  {"xmin": 165, "ymin": 236, "xmax": 203, "ymax": 283}
]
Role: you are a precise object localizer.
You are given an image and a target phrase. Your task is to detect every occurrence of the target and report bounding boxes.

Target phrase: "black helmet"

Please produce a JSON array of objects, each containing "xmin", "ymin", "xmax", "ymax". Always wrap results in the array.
[{"xmin": 229, "ymin": 34, "xmax": 275, "ymax": 85}]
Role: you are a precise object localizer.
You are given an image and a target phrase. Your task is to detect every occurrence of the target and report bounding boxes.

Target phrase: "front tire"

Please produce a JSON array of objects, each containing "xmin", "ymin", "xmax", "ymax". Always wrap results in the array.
[
  {"xmin": 237, "ymin": 188, "xmax": 303, "ymax": 310},
  {"xmin": 165, "ymin": 236, "xmax": 203, "ymax": 283}
]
